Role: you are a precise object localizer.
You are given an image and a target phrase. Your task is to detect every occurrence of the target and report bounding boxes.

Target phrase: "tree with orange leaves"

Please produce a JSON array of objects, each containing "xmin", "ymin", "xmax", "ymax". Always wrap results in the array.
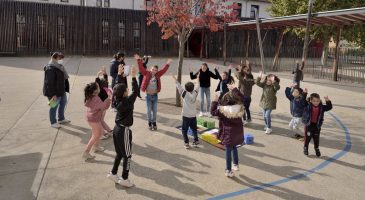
[{"xmin": 147, "ymin": 0, "xmax": 239, "ymax": 106}]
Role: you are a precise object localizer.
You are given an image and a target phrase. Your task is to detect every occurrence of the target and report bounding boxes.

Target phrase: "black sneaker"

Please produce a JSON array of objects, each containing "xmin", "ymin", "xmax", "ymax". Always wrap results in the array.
[
  {"xmin": 315, "ymin": 148, "xmax": 321, "ymax": 157},
  {"xmin": 148, "ymin": 122, "xmax": 153, "ymax": 131},
  {"xmin": 303, "ymin": 147, "xmax": 309, "ymax": 156},
  {"xmin": 152, "ymin": 122, "xmax": 157, "ymax": 131},
  {"xmin": 184, "ymin": 143, "xmax": 191, "ymax": 149},
  {"xmin": 192, "ymin": 141, "xmax": 200, "ymax": 148}
]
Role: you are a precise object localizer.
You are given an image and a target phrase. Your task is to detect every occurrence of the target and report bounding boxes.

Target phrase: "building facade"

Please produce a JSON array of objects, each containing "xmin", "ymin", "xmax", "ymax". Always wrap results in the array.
[
  {"xmin": 14, "ymin": 0, "xmax": 148, "ymax": 10},
  {"xmin": 229, "ymin": 0, "xmax": 272, "ymax": 20}
]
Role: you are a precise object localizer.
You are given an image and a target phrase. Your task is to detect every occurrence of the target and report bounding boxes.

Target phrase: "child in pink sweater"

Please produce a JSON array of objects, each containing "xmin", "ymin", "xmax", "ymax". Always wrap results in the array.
[{"xmin": 83, "ymin": 82, "xmax": 112, "ymax": 161}]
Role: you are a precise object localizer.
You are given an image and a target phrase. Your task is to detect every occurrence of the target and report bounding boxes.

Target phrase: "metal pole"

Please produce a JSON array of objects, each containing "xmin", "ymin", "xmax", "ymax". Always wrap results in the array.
[
  {"xmin": 223, "ymin": 23, "xmax": 227, "ymax": 66},
  {"xmin": 255, "ymin": 12, "xmax": 265, "ymax": 73},
  {"xmin": 301, "ymin": 0, "xmax": 314, "ymax": 71}
]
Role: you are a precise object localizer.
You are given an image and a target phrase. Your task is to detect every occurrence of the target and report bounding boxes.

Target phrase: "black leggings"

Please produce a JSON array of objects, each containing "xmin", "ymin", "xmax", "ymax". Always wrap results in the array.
[
  {"xmin": 304, "ymin": 123, "xmax": 321, "ymax": 149},
  {"xmin": 111, "ymin": 125, "xmax": 132, "ymax": 180}
]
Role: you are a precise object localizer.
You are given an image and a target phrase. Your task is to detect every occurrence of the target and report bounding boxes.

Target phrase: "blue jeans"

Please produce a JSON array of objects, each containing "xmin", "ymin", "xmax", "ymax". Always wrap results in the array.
[
  {"xmin": 263, "ymin": 109, "xmax": 272, "ymax": 129},
  {"xmin": 225, "ymin": 145, "xmax": 238, "ymax": 171},
  {"xmin": 181, "ymin": 117, "xmax": 198, "ymax": 144},
  {"xmin": 243, "ymin": 96, "xmax": 252, "ymax": 121},
  {"xmin": 48, "ymin": 93, "xmax": 67, "ymax": 125},
  {"xmin": 199, "ymin": 87, "xmax": 211, "ymax": 113},
  {"xmin": 146, "ymin": 94, "xmax": 158, "ymax": 123}
]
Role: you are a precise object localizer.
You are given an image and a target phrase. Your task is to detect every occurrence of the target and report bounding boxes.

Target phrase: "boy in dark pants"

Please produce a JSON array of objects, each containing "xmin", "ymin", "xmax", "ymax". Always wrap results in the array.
[
  {"xmin": 107, "ymin": 67, "xmax": 138, "ymax": 188},
  {"xmin": 172, "ymin": 75, "xmax": 200, "ymax": 149},
  {"xmin": 302, "ymin": 93, "xmax": 332, "ymax": 157}
]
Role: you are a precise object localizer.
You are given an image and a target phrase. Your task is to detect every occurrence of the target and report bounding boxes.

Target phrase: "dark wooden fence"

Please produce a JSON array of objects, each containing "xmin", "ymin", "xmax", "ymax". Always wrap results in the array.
[{"xmin": 0, "ymin": 0, "xmax": 178, "ymax": 56}]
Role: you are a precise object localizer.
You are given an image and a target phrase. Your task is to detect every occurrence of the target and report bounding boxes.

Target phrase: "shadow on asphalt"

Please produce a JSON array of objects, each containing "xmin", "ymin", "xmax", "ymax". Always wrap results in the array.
[{"xmin": 0, "ymin": 152, "xmax": 42, "ymax": 200}]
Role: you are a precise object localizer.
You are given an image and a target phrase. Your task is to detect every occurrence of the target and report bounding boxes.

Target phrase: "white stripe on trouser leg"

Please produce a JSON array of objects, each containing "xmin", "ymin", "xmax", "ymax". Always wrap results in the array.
[
  {"xmin": 124, "ymin": 127, "xmax": 131, "ymax": 157},
  {"xmin": 124, "ymin": 127, "xmax": 128, "ymax": 156}
]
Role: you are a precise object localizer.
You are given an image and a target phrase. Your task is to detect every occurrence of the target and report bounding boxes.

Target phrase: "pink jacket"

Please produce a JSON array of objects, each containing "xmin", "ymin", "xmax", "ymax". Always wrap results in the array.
[{"xmin": 85, "ymin": 96, "xmax": 111, "ymax": 122}]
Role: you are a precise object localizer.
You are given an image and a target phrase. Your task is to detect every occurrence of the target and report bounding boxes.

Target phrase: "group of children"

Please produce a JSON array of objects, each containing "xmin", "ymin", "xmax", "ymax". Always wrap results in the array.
[{"xmin": 82, "ymin": 53, "xmax": 333, "ymax": 186}]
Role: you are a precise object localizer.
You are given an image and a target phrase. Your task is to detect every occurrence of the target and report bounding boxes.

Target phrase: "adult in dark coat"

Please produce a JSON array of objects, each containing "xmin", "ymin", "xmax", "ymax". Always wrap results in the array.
[{"xmin": 43, "ymin": 52, "xmax": 71, "ymax": 128}]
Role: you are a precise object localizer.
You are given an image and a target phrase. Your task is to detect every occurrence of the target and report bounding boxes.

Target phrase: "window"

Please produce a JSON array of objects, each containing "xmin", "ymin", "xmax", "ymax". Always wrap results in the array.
[
  {"xmin": 118, "ymin": 21, "xmax": 126, "ymax": 50},
  {"xmin": 60, "ymin": 0, "xmax": 69, "ymax": 2},
  {"xmin": 250, "ymin": 5, "xmax": 259, "ymax": 19},
  {"xmin": 102, "ymin": 20, "xmax": 110, "ymax": 47},
  {"xmin": 104, "ymin": 0, "xmax": 110, "ymax": 8},
  {"xmin": 37, "ymin": 16, "xmax": 47, "ymax": 48},
  {"xmin": 16, "ymin": 14, "xmax": 26, "ymax": 48},
  {"xmin": 96, "ymin": 0, "xmax": 102, "ymax": 7},
  {"xmin": 146, "ymin": 0, "xmax": 153, "ymax": 7},
  {"xmin": 57, "ymin": 17, "xmax": 66, "ymax": 50},
  {"xmin": 234, "ymin": 3, "xmax": 242, "ymax": 19},
  {"xmin": 133, "ymin": 22, "xmax": 141, "ymax": 50}
]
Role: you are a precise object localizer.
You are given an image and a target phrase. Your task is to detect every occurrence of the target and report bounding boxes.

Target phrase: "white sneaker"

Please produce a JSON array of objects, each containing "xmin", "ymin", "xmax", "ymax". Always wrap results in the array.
[
  {"xmin": 242, "ymin": 120, "xmax": 248, "ymax": 126},
  {"xmin": 205, "ymin": 112, "xmax": 212, "ymax": 118},
  {"xmin": 82, "ymin": 152, "xmax": 95, "ymax": 161},
  {"xmin": 93, "ymin": 146, "xmax": 105, "ymax": 152},
  {"xmin": 117, "ymin": 179, "xmax": 135, "ymax": 187},
  {"xmin": 58, "ymin": 119, "xmax": 71, "ymax": 124},
  {"xmin": 265, "ymin": 128, "xmax": 272, "ymax": 135},
  {"xmin": 225, "ymin": 170, "xmax": 234, "ymax": 178},
  {"xmin": 51, "ymin": 123, "xmax": 61, "ymax": 128},
  {"xmin": 199, "ymin": 112, "xmax": 204, "ymax": 117},
  {"xmin": 232, "ymin": 164, "xmax": 239, "ymax": 171},
  {"xmin": 107, "ymin": 172, "xmax": 120, "ymax": 183},
  {"xmin": 100, "ymin": 134, "xmax": 110, "ymax": 140}
]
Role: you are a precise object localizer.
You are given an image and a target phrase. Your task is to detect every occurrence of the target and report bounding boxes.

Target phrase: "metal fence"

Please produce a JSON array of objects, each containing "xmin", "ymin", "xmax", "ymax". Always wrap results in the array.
[
  {"xmin": 204, "ymin": 29, "xmax": 365, "ymax": 84},
  {"xmin": 0, "ymin": 0, "xmax": 178, "ymax": 56}
]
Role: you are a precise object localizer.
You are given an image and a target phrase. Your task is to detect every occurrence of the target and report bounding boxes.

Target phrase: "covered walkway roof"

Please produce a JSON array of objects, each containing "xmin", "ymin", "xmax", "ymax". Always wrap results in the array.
[{"xmin": 228, "ymin": 7, "xmax": 365, "ymax": 30}]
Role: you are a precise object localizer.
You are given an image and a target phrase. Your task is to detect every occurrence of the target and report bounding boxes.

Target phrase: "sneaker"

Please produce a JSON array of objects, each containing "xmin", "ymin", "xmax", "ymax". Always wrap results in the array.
[
  {"xmin": 184, "ymin": 143, "xmax": 191, "ymax": 149},
  {"xmin": 246, "ymin": 119, "xmax": 252, "ymax": 123},
  {"xmin": 107, "ymin": 172, "xmax": 119, "ymax": 183},
  {"xmin": 242, "ymin": 120, "xmax": 248, "ymax": 126},
  {"xmin": 265, "ymin": 128, "xmax": 272, "ymax": 135},
  {"xmin": 148, "ymin": 122, "xmax": 153, "ymax": 131},
  {"xmin": 82, "ymin": 152, "xmax": 95, "ymax": 161},
  {"xmin": 152, "ymin": 122, "xmax": 157, "ymax": 131},
  {"xmin": 93, "ymin": 146, "xmax": 105, "ymax": 152},
  {"xmin": 232, "ymin": 165, "xmax": 239, "ymax": 171},
  {"xmin": 225, "ymin": 170, "xmax": 234, "ymax": 178},
  {"xmin": 205, "ymin": 112, "xmax": 212, "ymax": 118},
  {"xmin": 264, "ymin": 127, "xmax": 267, "ymax": 131},
  {"xmin": 303, "ymin": 147, "xmax": 309, "ymax": 156},
  {"xmin": 199, "ymin": 112, "xmax": 204, "ymax": 117},
  {"xmin": 315, "ymin": 148, "xmax": 321, "ymax": 157},
  {"xmin": 51, "ymin": 123, "xmax": 61, "ymax": 128},
  {"xmin": 192, "ymin": 141, "xmax": 200, "ymax": 148},
  {"xmin": 101, "ymin": 134, "xmax": 110, "ymax": 140},
  {"xmin": 58, "ymin": 119, "xmax": 71, "ymax": 124},
  {"xmin": 117, "ymin": 179, "xmax": 135, "ymax": 188}
]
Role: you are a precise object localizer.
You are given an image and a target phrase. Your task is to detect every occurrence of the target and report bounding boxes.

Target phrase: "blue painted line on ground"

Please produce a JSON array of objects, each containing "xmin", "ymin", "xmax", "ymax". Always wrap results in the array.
[{"xmin": 208, "ymin": 112, "xmax": 352, "ymax": 200}]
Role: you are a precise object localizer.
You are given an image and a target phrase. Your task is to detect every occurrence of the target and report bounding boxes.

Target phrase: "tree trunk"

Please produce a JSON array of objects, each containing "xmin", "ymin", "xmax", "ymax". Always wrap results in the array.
[
  {"xmin": 332, "ymin": 25, "xmax": 342, "ymax": 81},
  {"xmin": 272, "ymin": 29, "xmax": 285, "ymax": 71},
  {"xmin": 175, "ymin": 38, "xmax": 185, "ymax": 107}
]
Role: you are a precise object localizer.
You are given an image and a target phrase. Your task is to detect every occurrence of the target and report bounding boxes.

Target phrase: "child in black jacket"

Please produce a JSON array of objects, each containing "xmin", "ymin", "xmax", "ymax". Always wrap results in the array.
[
  {"xmin": 302, "ymin": 93, "xmax": 332, "ymax": 157},
  {"xmin": 215, "ymin": 65, "xmax": 234, "ymax": 100},
  {"xmin": 107, "ymin": 67, "xmax": 138, "ymax": 188}
]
